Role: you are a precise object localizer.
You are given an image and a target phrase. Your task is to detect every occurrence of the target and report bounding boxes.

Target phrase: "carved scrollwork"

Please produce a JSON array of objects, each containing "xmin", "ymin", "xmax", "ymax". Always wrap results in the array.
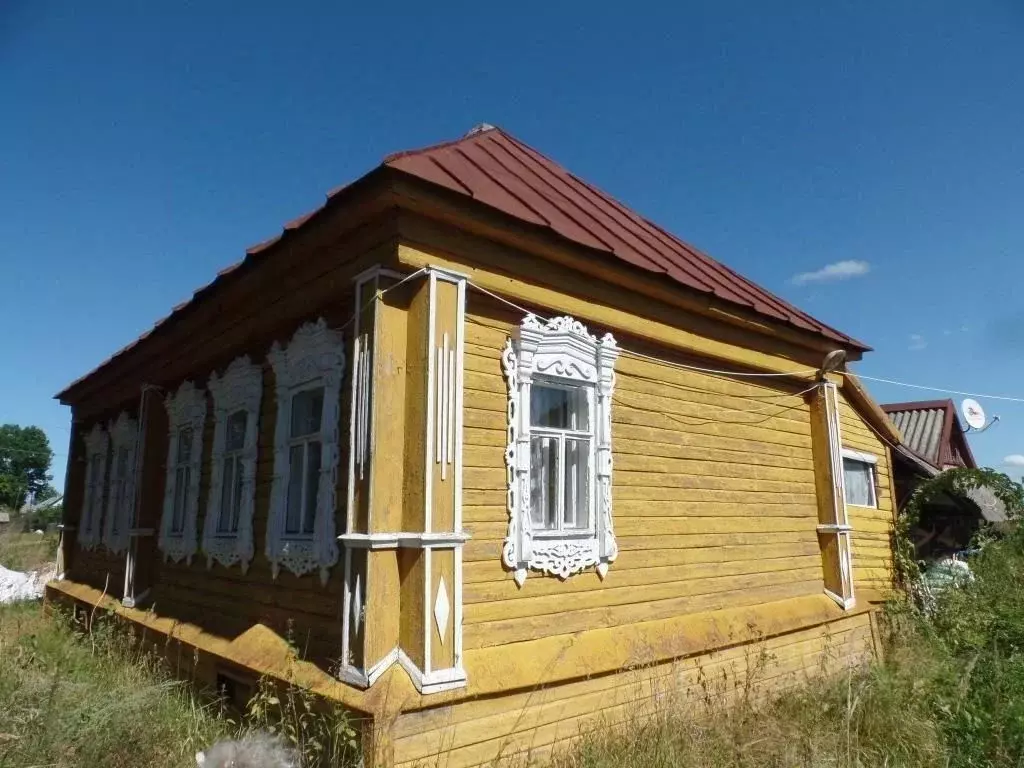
[{"xmin": 502, "ymin": 315, "xmax": 619, "ymax": 586}]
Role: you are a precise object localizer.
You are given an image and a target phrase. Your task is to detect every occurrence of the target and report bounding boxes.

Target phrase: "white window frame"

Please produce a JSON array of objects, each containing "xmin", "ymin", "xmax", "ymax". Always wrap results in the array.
[
  {"xmin": 158, "ymin": 381, "xmax": 207, "ymax": 565},
  {"xmin": 527, "ymin": 380, "xmax": 597, "ymax": 536},
  {"xmin": 202, "ymin": 356, "xmax": 263, "ymax": 572},
  {"xmin": 267, "ymin": 318, "xmax": 345, "ymax": 584},
  {"xmin": 501, "ymin": 314, "xmax": 619, "ymax": 586},
  {"xmin": 78, "ymin": 424, "xmax": 109, "ymax": 551},
  {"xmin": 841, "ymin": 448, "xmax": 878, "ymax": 509},
  {"xmin": 102, "ymin": 412, "xmax": 138, "ymax": 554}
]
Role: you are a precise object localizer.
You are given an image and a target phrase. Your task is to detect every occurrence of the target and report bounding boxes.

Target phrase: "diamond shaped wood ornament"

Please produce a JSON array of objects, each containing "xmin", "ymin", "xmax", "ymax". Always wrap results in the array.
[{"xmin": 434, "ymin": 577, "xmax": 450, "ymax": 644}]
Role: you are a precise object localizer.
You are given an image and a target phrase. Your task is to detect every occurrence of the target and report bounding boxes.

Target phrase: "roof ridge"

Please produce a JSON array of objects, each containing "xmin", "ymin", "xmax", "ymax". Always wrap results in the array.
[{"xmin": 382, "ymin": 124, "xmax": 502, "ymax": 165}]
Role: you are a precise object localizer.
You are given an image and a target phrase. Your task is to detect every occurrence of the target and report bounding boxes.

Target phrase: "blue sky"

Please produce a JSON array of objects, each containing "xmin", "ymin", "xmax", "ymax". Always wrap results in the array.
[{"xmin": 2, "ymin": 1, "xmax": 1023, "ymax": 490}]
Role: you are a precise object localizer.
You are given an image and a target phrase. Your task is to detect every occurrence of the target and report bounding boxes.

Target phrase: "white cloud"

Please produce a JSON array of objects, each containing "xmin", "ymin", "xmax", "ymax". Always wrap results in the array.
[
  {"xmin": 1004, "ymin": 455, "xmax": 1024, "ymax": 467},
  {"xmin": 908, "ymin": 334, "xmax": 927, "ymax": 351},
  {"xmin": 791, "ymin": 260, "xmax": 871, "ymax": 285}
]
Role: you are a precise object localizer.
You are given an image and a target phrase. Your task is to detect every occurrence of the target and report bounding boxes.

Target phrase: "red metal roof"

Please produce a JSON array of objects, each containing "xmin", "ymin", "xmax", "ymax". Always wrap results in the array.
[
  {"xmin": 58, "ymin": 125, "xmax": 869, "ymax": 401},
  {"xmin": 385, "ymin": 126, "xmax": 868, "ymax": 350}
]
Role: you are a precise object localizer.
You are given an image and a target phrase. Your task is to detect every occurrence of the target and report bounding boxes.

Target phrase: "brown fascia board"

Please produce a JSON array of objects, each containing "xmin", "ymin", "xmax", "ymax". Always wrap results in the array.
[
  {"xmin": 55, "ymin": 168, "xmax": 399, "ymax": 406},
  {"xmin": 388, "ymin": 173, "xmax": 868, "ymax": 363}
]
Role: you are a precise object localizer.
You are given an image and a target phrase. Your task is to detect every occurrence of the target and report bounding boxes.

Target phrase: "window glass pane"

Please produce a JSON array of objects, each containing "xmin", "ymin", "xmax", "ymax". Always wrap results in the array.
[
  {"xmin": 172, "ymin": 466, "xmax": 189, "ymax": 532},
  {"xmin": 531, "ymin": 384, "xmax": 589, "ymax": 431},
  {"xmin": 530, "ymin": 435, "xmax": 559, "ymax": 530},
  {"xmin": 286, "ymin": 444, "xmax": 305, "ymax": 534},
  {"xmin": 303, "ymin": 441, "xmax": 322, "ymax": 534},
  {"xmin": 116, "ymin": 447, "xmax": 129, "ymax": 481},
  {"xmin": 843, "ymin": 458, "xmax": 874, "ymax": 506},
  {"xmin": 226, "ymin": 410, "xmax": 247, "ymax": 452},
  {"xmin": 564, "ymin": 438, "xmax": 590, "ymax": 529},
  {"xmin": 290, "ymin": 388, "xmax": 324, "ymax": 438},
  {"xmin": 176, "ymin": 427, "xmax": 193, "ymax": 464},
  {"xmin": 218, "ymin": 456, "xmax": 236, "ymax": 533},
  {"xmin": 231, "ymin": 460, "xmax": 244, "ymax": 533}
]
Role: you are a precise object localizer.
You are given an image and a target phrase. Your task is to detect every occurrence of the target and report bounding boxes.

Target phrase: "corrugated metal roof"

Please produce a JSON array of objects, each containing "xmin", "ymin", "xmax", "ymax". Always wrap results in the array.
[
  {"xmin": 882, "ymin": 399, "xmax": 977, "ymax": 469},
  {"xmin": 885, "ymin": 406, "xmax": 947, "ymax": 466},
  {"xmin": 385, "ymin": 127, "xmax": 868, "ymax": 350},
  {"xmin": 58, "ymin": 125, "xmax": 871, "ymax": 401}
]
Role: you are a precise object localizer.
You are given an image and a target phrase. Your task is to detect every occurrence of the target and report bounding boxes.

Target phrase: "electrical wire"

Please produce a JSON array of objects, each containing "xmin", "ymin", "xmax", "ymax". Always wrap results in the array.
[
  {"xmin": 843, "ymin": 372, "xmax": 1024, "ymax": 405},
  {"xmin": 463, "ymin": 279, "xmax": 820, "ymax": 380}
]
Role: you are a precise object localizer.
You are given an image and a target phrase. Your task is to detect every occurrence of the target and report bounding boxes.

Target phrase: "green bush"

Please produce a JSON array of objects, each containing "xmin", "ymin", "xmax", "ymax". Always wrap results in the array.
[{"xmin": 551, "ymin": 525, "xmax": 1024, "ymax": 768}]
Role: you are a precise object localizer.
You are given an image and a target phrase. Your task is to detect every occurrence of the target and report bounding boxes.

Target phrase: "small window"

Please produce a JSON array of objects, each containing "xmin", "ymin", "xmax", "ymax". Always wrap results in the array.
[
  {"xmin": 266, "ymin": 319, "xmax": 345, "ymax": 582},
  {"xmin": 501, "ymin": 314, "xmax": 619, "ymax": 585},
  {"xmin": 158, "ymin": 381, "xmax": 207, "ymax": 565},
  {"xmin": 111, "ymin": 446, "xmax": 130, "ymax": 534},
  {"xmin": 842, "ymin": 450, "xmax": 877, "ymax": 508},
  {"xmin": 78, "ymin": 424, "xmax": 110, "ymax": 551},
  {"xmin": 171, "ymin": 426, "xmax": 193, "ymax": 533},
  {"xmin": 286, "ymin": 387, "xmax": 324, "ymax": 536},
  {"xmin": 217, "ymin": 410, "xmax": 248, "ymax": 534},
  {"xmin": 202, "ymin": 355, "xmax": 262, "ymax": 572},
  {"xmin": 529, "ymin": 383, "xmax": 593, "ymax": 532}
]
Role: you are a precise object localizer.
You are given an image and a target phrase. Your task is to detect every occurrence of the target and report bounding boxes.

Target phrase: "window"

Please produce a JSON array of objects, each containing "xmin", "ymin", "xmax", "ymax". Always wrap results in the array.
[
  {"xmin": 78, "ymin": 424, "xmax": 109, "ymax": 550},
  {"xmin": 529, "ymin": 383, "xmax": 593, "ymax": 532},
  {"xmin": 158, "ymin": 381, "xmax": 207, "ymax": 565},
  {"xmin": 102, "ymin": 412, "xmax": 138, "ymax": 554},
  {"xmin": 842, "ymin": 449, "xmax": 877, "ymax": 508},
  {"xmin": 171, "ymin": 427, "xmax": 193, "ymax": 532},
  {"xmin": 286, "ymin": 386, "xmax": 324, "ymax": 535},
  {"xmin": 203, "ymin": 356, "xmax": 262, "ymax": 572},
  {"xmin": 267, "ymin": 319, "xmax": 345, "ymax": 583},
  {"xmin": 501, "ymin": 314, "xmax": 619, "ymax": 586}
]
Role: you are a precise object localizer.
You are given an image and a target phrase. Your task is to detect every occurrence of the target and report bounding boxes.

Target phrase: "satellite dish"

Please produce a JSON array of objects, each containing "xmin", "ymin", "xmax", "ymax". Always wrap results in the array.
[{"xmin": 961, "ymin": 398, "xmax": 986, "ymax": 431}]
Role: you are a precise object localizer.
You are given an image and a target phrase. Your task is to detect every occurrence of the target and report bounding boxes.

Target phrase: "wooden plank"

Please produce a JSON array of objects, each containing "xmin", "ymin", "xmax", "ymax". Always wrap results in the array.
[
  {"xmin": 464, "ymin": 541, "xmax": 822, "ymax": 584},
  {"xmin": 463, "ymin": 580, "xmax": 821, "ymax": 649},
  {"xmin": 464, "ymin": 554, "xmax": 823, "ymax": 602},
  {"xmin": 464, "ymin": 567, "xmax": 823, "ymax": 624}
]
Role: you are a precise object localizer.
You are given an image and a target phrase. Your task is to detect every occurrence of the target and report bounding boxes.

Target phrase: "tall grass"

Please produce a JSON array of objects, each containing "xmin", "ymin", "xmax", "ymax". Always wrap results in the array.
[
  {"xmin": 0, "ymin": 601, "xmax": 233, "ymax": 768},
  {"xmin": 550, "ymin": 524, "xmax": 1024, "ymax": 768},
  {"xmin": 0, "ymin": 602, "xmax": 360, "ymax": 768},
  {"xmin": 0, "ymin": 527, "xmax": 58, "ymax": 572}
]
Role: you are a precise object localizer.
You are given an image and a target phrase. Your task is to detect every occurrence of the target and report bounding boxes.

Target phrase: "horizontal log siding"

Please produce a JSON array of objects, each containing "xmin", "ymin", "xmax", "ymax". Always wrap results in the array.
[
  {"xmin": 392, "ymin": 610, "xmax": 875, "ymax": 768},
  {"xmin": 150, "ymin": 303, "xmax": 353, "ymax": 668},
  {"xmin": 838, "ymin": 394, "xmax": 896, "ymax": 595},
  {"xmin": 461, "ymin": 296, "xmax": 828, "ymax": 651}
]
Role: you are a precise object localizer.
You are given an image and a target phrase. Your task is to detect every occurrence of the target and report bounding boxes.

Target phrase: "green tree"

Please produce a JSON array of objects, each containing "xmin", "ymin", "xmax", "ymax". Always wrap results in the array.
[{"xmin": 0, "ymin": 424, "xmax": 54, "ymax": 509}]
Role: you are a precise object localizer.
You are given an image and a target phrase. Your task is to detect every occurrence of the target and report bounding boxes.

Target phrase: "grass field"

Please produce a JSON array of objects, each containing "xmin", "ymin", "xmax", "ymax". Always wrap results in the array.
[
  {"xmin": 0, "ymin": 526, "xmax": 59, "ymax": 572},
  {"xmin": 3, "ymin": 524, "xmax": 1024, "ymax": 767}
]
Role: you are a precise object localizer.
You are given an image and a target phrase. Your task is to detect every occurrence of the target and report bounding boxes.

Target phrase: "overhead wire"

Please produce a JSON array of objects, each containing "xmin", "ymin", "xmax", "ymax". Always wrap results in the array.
[{"xmin": 842, "ymin": 372, "xmax": 1024, "ymax": 405}]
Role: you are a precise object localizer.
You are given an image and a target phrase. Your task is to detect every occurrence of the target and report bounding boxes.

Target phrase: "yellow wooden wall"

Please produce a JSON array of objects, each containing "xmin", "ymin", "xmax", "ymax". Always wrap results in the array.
[
  {"xmin": 459, "ymin": 294, "xmax": 847, "ymax": 653},
  {"xmin": 838, "ymin": 393, "xmax": 896, "ymax": 595},
  {"xmin": 391, "ymin": 610, "xmax": 876, "ymax": 768}
]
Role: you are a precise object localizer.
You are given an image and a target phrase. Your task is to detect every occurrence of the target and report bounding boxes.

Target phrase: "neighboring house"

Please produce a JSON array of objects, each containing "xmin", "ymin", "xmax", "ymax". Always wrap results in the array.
[
  {"xmin": 48, "ymin": 126, "xmax": 899, "ymax": 767},
  {"xmin": 883, "ymin": 399, "xmax": 1006, "ymax": 557}
]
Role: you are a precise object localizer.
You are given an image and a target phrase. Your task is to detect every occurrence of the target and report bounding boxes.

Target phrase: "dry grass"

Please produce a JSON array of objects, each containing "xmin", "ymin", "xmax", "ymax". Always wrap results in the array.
[{"xmin": 0, "ymin": 526, "xmax": 58, "ymax": 572}]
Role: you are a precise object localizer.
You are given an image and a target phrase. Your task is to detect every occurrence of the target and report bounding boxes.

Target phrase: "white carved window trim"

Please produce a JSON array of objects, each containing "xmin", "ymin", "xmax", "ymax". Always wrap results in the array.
[
  {"xmin": 102, "ymin": 412, "xmax": 138, "ymax": 554},
  {"xmin": 158, "ymin": 381, "xmax": 207, "ymax": 565},
  {"xmin": 501, "ymin": 314, "xmax": 619, "ymax": 586},
  {"xmin": 202, "ymin": 356, "xmax": 263, "ymax": 572},
  {"xmin": 78, "ymin": 424, "xmax": 109, "ymax": 551},
  {"xmin": 267, "ymin": 318, "xmax": 345, "ymax": 584}
]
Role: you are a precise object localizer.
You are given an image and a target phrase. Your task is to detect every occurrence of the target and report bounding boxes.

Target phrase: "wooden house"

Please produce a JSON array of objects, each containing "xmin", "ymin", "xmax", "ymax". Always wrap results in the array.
[
  {"xmin": 883, "ymin": 399, "xmax": 1006, "ymax": 558},
  {"xmin": 49, "ymin": 125, "xmax": 900, "ymax": 767}
]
